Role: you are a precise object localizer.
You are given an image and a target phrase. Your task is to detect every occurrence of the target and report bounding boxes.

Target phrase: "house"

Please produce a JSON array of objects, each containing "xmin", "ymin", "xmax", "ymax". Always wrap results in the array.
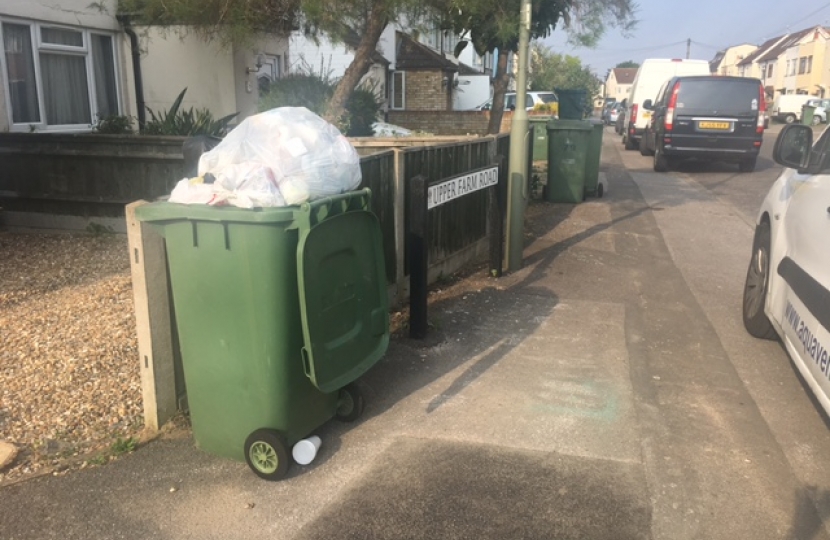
[
  {"xmin": 604, "ymin": 67, "xmax": 637, "ymax": 103},
  {"xmin": 0, "ymin": 0, "xmax": 288, "ymax": 133},
  {"xmin": 709, "ymin": 44, "xmax": 757, "ymax": 76}
]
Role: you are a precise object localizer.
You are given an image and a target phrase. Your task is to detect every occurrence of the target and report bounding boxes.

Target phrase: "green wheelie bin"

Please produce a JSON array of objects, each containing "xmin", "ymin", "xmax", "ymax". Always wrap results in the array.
[
  {"xmin": 546, "ymin": 119, "xmax": 592, "ymax": 203},
  {"xmin": 584, "ymin": 119, "xmax": 605, "ymax": 198},
  {"xmin": 135, "ymin": 188, "xmax": 389, "ymax": 481},
  {"xmin": 529, "ymin": 116, "xmax": 555, "ymax": 161}
]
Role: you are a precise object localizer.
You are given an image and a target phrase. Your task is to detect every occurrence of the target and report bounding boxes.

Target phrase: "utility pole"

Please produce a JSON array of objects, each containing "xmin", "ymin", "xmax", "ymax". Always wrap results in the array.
[
  {"xmin": 505, "ymin": 0, "xmax": 532, "ymax": 272},
  {"xmin": 687, "ymin": 38, "xmax": 691, "ymax": 59}
]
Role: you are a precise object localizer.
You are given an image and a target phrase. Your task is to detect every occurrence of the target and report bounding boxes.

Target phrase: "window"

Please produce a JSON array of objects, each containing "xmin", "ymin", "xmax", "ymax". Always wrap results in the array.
[
  {"xmin": 799, "ymin": 57, "xmax": 807, "ymax": 75},
  {"xmin": 808, "ymin": 55, "xmax": 813, "ymax": 74},
  {"xmin": 767, "ymin": 64, "xmax": 773, "ymax": 78},
  {"xmin": 390, "ymin": 71, "xmax": 405, "ymax": 110},
  {"xmin": 1, "ymin": 21, "xmax": 119, "ymax": 131}
]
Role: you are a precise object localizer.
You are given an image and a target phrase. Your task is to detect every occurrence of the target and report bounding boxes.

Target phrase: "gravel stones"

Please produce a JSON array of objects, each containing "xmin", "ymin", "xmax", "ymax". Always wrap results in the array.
[{"xmin": 0, "ymin": 232, "xmax": 142, "ymax": 483}]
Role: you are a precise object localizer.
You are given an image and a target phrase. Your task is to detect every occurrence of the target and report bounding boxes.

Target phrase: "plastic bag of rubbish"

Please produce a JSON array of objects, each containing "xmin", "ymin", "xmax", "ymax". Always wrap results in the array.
[{"xmin": 197, "ymin": 107, "xmax": 361, "ymax": 207}]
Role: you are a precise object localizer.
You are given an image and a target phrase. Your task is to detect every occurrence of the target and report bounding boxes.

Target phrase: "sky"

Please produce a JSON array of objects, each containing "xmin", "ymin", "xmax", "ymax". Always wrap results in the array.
[{"xmin": 541, "ymin": 0, "xmax": 830, "ymax": 79}]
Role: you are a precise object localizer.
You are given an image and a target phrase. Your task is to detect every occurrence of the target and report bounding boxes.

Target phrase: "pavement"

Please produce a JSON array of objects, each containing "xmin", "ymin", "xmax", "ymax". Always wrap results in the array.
[{"xmin": 2, "ymin": 126, "xmax": 830, "ymax": 540}]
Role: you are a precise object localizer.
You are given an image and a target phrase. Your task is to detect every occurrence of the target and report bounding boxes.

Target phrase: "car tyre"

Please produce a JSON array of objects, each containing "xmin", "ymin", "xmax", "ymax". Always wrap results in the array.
[
  {"xmin": 738, "ymin": 157, "xmax": 757, "ymax": 173},
  {"xmin": 653, "ymin": 143, "xmax": 669, "ymax": 172},
  {"xmin": 785, "ymin": 113, "xmax": 796, "ymax": 124},
  {"xmin": 624, "ymin": 134, "xmax": 637, "ymax": 151},
  {"xmin": 813, "ymin": 115, "xmax": 822, "ymax": 126},
  {"xmin": 742, "ymin": 222, "xmax": 778, "ymax": 340}
]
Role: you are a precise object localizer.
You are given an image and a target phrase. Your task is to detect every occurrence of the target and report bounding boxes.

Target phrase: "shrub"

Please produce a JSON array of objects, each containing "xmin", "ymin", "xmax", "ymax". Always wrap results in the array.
[
  {"xmin": 144, "ymin": 88, "xmax": 237, "ymax": 137},
  {"xmin": 258, "ymin": 74, "xmax": 334, "ymax": 115},
  {"xmin": 93, "ymin": 114, "xmax": 134, "ymax": 134},
  {"xmin": 344, "ymin": 86, "xmax": 382, "ymax": 137}
]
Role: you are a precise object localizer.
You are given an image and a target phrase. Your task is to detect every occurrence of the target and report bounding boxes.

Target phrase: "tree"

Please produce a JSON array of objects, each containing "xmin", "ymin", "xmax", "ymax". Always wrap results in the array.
[
  {"xmin": 529, "ymin": 43, "xmax": 599, "ymax": 101},
  {"xmin": 616, "ymin": 60, "xmax": 639, "ymax": 68},
  {"xmin": 430, "ymin": 0, "xmax": 637, "ymax": 133}
]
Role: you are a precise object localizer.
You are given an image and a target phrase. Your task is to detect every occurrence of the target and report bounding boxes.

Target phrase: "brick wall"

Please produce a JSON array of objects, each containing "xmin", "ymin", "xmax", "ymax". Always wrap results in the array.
[{"xmin": 404, "ymin": 70, "xmax": 450, "ymax": 110}]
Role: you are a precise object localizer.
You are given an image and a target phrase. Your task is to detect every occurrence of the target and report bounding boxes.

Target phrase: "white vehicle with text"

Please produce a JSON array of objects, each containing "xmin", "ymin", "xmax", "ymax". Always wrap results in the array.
[
  {"xmin": 623, "ymin": 58, "xmax": 710, "ymax": 151},
  {"xmin": 742, "ymin": 124, "xmax": 830, "ymax": 416}
]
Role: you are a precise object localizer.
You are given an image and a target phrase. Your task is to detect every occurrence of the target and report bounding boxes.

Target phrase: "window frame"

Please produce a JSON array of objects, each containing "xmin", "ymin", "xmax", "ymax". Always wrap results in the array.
[
  {"xmin": 0, "ymin": 18, "xmax": 122, "ymax": 132},
  {"xmin": 390, "ymin": 70, "xmax": 405, "ymax": 110}
]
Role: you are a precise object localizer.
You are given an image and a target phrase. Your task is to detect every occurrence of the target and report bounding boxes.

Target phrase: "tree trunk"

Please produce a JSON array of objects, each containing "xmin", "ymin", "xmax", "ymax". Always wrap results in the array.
[
  {"xmin": 487, "ymin": 50, "xmax": 512, "ymax": 134},
  {"xmin": 323, "ymin": 2, "xmax": 389, "ymax": 127}
]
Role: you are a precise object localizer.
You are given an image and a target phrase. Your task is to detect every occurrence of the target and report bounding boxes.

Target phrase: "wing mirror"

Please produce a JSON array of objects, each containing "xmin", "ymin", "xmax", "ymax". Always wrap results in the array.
[
  {"xmin": 773, "ymin": 124, "xmax": 816, "ymax": 173},
  {"xmin": 642, "ymin": 99, "xmax": 654, "ymax": 110}
]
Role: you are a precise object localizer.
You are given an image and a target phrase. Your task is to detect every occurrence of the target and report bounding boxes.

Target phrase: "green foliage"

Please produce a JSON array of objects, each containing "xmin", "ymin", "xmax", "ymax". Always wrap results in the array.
[
  {"xmin": 110, "ymin": 437, "xmax": 138, "ymax": 455},
  {"xmin": 116, "ymin": 0, "xmax": 301, "ymax": 46},
  {"xmin": 530, "ymin": 43, "xmax": 601, "ymax": 109},
  {"xmin": 344, "ymin": 85, "xmax": 383, "ymax": 136},
  {"xmin": 144, "ymin": 88, "xmax": 237, "ymax": 137},
  {"xmin": 259, "ymin": 73, "xmax": 381, "ymax": 136},
  {"xmin": 258, "ymin": 74, "xmax": 334, "ymax": 115},
  {"xmin": 93, "ymin": 114, "xmax": 134, "ymax": 134},
  {"xmin": 616, "ymin": 60, "xmax": 639, "ymax": 68}
]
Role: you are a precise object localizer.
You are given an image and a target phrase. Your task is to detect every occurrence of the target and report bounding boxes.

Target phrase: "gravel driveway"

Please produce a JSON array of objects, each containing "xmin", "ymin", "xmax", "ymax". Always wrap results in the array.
[{"xmin": 0, "ymin": 232, "xmax": 142, "ymax": 483}]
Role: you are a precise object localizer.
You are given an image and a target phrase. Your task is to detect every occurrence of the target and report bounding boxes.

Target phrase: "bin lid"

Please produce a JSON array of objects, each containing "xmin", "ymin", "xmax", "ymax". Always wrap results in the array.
[
  {"xmin": 547, "ymin": 119, "xmax": 593, "ymax": 131},
  {"xmin": 297, "ymin": 210, "xmax": 389, "ymax": 393},
  {"xmin": 134, "ymin": 201, "xmax": 297, "ymax": 225}
]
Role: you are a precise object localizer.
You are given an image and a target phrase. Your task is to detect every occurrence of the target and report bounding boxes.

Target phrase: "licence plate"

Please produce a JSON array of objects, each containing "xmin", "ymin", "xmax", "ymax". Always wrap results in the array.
[{"xmin": 698, "ymin": 121, "xmax": 730, "ymax": 130}]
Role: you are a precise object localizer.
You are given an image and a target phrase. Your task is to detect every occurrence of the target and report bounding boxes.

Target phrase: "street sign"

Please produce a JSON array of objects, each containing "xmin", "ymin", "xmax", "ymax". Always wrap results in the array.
[{"xmin": 427, "ymin": 166, "xmax": 499, "ymax": 209}]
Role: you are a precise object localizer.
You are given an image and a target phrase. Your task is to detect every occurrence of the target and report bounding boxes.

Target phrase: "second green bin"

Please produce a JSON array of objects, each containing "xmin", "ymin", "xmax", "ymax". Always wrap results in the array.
[
  {"xmin": 135, "ymin": 189, "xmax": 389, "ymax": 481},
  {"xmin": 546, "ymin": 119, "xmax": 593, "ymax": 203}
]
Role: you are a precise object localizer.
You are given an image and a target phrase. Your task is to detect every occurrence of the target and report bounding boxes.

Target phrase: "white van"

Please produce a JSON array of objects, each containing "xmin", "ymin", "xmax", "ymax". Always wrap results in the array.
[
  {"xmin": 771, "ymin": 94, "xmax": 813, "ymax": 124},
  {"xmin": 623, "ymin": 58, "xmax": 710, "ymax": 150}
]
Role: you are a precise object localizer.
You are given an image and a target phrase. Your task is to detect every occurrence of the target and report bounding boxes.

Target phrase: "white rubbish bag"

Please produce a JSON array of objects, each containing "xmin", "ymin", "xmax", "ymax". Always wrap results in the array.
[{"xmin": 195, "ymin": 107, "xmax": 362, "ymax": 207}]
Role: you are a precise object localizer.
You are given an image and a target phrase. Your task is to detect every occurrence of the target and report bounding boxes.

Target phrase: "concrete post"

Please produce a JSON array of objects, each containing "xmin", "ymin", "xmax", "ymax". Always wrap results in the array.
[{"xmin": 125, "ymin": 201, "xmax": 178, "ymax": 431}]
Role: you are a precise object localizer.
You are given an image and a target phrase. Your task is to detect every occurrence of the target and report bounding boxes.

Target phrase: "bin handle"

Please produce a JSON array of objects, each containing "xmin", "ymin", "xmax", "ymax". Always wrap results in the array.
[
  {"xmin": 295, "ymin": 188, "xmax": 372, "ymax": 229},
  {"xmin": 301, "ymin": 347, "xmax": 312, "ymax": 379}
]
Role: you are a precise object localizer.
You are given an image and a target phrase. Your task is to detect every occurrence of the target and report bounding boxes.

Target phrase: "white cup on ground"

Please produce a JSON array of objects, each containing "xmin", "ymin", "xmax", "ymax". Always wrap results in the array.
[{"xmin": 292, "ymin": 435, "xmax": 322, "ymax": 465}]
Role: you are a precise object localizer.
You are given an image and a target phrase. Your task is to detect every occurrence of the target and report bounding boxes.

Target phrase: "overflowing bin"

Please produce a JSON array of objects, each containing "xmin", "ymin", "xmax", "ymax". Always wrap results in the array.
[
  {"xmin": 135, "ymin": 188, "xmax": 389, "ymax": 480},
  {"xmin": 546, "ymin": 119, "xmax": 592, "ymax": 203}
]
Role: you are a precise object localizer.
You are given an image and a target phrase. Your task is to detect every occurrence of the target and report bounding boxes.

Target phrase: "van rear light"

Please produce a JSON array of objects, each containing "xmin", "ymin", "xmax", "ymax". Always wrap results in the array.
[
  {"xmin": 757, "ymin": 84, "xmax": 766, "ymax": 133},
  {"xmin": 630, "ymin": 103, "xmax": 638, "ymax": 125},
  {"xmin": 666, "ymin": 81, "xmax": 681, "ymax": 131}
]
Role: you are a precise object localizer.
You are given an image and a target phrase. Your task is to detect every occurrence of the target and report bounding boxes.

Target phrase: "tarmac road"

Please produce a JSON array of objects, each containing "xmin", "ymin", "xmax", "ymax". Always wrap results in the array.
[{"xmin": 2, "ymin": 124, "xmax": 830, "ymax": 540}]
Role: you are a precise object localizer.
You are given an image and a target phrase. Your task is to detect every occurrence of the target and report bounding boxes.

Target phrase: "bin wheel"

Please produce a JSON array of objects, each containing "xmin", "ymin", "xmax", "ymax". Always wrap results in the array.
[
  {"xmin": 596, "ymin": 183, "xmax": 604, "ymax": 198},
  {"xmin": 335, "ymin": 384, "xmax": 365, "ymax": 422},
  {"xmin": 244, "ymin": 429, "xmax": 290, "ymax": 481}
]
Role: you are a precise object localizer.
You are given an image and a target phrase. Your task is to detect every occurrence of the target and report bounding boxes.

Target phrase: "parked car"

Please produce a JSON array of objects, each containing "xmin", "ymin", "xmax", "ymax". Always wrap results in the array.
[
  {"xmin": 806, "ymin": 98, "xmax": 830, "ymax": 124},
  {"xmin": 742, "ymin": 123, "xmax": 830, "ymax": 417},
  {"xmin": 615, "ymin": 101, "xmax": 628, "ymax": 135},
  {"xmin": 602, "ymin": 101, "xmax": 624, "ymax": 125},
  {"xmin": 638, "ymin": 75, "xmax": 766, "ymax": 172},
  {"xmin": 476, "ymin": 91, "xmax": 559, "ymax": 113}
]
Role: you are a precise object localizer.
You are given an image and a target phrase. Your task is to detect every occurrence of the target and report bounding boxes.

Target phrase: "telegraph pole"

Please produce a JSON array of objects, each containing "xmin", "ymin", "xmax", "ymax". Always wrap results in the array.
[
  {"xmin": 687, "ymin": 38, "xmax": 691, "ymax": 59},
  {"xmin": 505, "ymin": 0, "xmax": 532, "ymax": 272}
]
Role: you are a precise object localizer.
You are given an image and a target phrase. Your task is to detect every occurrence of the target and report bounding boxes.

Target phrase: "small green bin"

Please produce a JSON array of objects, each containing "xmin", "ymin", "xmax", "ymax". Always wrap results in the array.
[
  {"xmin": 529, "ymin": 116, "xmax": 555, "ymax": 161},
  {"xmin": 584, "ymin": 119, "xmax": 605, "ymax": 197},
  {"xmin": 546, "ymin": 119, "xmax": 592, "ymax": 203},
  {"xmin": 135, "ymin": 189, "xmax": 389, "ymax": 480}
]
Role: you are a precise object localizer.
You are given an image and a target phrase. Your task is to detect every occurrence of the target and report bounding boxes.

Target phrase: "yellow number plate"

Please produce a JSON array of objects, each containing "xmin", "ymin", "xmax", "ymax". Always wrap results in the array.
[{"xmin": 698, "ymin": 121, "xmax": 730, "ymax": 130}]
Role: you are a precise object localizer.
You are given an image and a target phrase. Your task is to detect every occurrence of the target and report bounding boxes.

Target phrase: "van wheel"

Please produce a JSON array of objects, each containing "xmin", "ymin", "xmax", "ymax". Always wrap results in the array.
[
  {"xmin": 742, "ymin": 222, "xmax": 777, "ymax": 340},
  {"xmin": 739, "ymin": 158, "xmax": 757, "ymax": 173},
  {"xmin": 653, "ymin": 144, "xmax": 669, "ymax": 172},
  {"xmin": 785, "ymin": 113, "xmax": 796, "ymax": 124},
  {"xmin": 639, "ymin": 137, "xmax": 654, "ymax": 156},
  {"xmin": 624, "ymin": 135, "xmax": 637, "ymax": 151}
]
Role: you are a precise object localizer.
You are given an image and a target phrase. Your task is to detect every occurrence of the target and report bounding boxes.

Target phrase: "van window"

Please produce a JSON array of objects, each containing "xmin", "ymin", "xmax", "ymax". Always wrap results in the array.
[
  {"xmin": 676, "ymin": 80, "xmax": 760, "ymax": 113},
  {"xmin": 536, "ymin": 93, "xmax": 558, "ymax": 103}
]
